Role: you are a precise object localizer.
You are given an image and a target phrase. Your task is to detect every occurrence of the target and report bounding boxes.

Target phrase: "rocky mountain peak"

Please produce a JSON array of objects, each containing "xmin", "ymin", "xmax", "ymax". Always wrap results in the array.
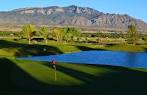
[{"xmin": 0, "ymin": 5, "xmax": 147, "ymax": 32}]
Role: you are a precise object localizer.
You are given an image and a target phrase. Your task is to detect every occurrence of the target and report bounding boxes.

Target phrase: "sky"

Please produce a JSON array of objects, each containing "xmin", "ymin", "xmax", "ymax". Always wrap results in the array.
[{"xmin": 0, "ymin": 0, "xmax": 147, "ymax": 22}]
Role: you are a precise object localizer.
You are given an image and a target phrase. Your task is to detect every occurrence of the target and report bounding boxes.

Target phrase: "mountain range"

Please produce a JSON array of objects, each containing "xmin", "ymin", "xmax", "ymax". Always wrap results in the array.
[{"xmin": 0, "ymin": 5, "xmax": 147, "ymax": 32}]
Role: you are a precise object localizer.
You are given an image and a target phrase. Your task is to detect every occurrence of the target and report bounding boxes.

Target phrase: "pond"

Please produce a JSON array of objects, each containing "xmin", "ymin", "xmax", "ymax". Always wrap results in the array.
[{"xmin": 18, "ymin": 50, "xmax": 147, "ymax": 68}]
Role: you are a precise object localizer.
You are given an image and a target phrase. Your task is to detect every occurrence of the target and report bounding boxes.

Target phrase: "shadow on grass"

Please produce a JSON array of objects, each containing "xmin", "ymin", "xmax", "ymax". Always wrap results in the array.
[
  {"xmin": 0, "ymin": 58, "xmax": 82, "ymax": 95},
  {"xmin": 105, "ymin": 43, "xmax": 118, "ymax": 47},
  {"xmin": 0, "ymin": 40, "xmax": 63, "ymax": 57},
  {"xmin": 81, "ymin": 64, "xmax": 147, "ymax": 95},
  {"xmin": 44, "ymin": 63, "xmax": 147, "ymax": 95},
  {"xmin": 45, "ymin": 64, "xmax": 97, "ymax": 83},
  {"xmin": 74, "ymin": 45, "xmax": 106, "ymax": 51},
  {"xmin": 0, "ymin": 58, "xmax": 45, "ymax": 95},
  {"xmin": 144, "ymin": 47, "xmax": 147, "ymax": 52},
  {"xmin": 1, "ymin": 58, "xmax": 147, "ymax": 95}
]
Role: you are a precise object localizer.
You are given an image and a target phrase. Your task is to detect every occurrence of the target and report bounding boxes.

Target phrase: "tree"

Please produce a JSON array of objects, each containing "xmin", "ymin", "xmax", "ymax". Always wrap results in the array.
[
  {"xmin": 143, "ymin": 34, "xmax": 147, "ymax": 44},
  {"xmin": 51, "ymin": 27, "xmax": 81, "ymax": 43},
  {"xmin": 40, "ymin": 26, "xmax": 49, "ymax": 44},
  {"xmin": 63, "ymin": 27, "xmax": 81, "ymax": 42},
  {"xmin": 71, "ymin": 28, "xmax": 81, "ymax": 42},
  {"xmin": 22, "ymin": 24, "xmax": 35, "ymax": 44},
  {"xmin": 127, "ymin": 24, "xmax": 139, "ymax": 45},
  {"xmin": 63, "ymin": 28, "xmax": 72, "ymax": 42},
  {"xmin": 51, "ymin": 27, "xmax": 65, "ymax": 42}
]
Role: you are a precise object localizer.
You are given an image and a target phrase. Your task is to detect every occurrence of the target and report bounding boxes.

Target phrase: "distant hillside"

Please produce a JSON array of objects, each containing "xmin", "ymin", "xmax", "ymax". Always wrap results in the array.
[{"xmin": 0, "ymin": 5, "xmax": 147, "ymax": 32}]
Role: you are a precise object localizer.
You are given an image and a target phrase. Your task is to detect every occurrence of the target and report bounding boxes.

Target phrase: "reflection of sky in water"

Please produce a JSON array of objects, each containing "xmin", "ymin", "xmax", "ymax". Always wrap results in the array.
[{"xmin": 18, "ymin": 51, "xmax": 147, "ymax": 69}]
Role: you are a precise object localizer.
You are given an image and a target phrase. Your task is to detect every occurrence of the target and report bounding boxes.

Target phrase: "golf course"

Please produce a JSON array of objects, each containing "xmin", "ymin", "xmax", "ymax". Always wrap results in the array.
[
  {"xmin": 1, "ymin": 38, "xmax": 147, "ymax": 95},
  {"xmin": 0, "ymin": 2, "xmax": 147, "ymax": 94}
]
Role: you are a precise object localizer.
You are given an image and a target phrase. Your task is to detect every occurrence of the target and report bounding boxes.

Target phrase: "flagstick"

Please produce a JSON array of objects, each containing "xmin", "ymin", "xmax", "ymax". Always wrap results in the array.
[{"xmin": 54, "ymin": 65, "xmax": 57, "ymax": 81}]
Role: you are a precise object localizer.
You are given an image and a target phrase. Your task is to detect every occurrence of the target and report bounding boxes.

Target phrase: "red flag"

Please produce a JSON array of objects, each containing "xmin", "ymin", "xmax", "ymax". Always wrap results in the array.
[{"xmin": 51, "ymin": 60, "xmax": 56, "ymax": 65}]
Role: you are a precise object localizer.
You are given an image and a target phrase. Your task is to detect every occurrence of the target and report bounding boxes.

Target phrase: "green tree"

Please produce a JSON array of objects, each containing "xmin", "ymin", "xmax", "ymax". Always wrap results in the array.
[
  {"xmin": 51, "ymin": 27, "xmax": 65, "ymax": 42},
  {"xmin": 63, "ymin": 28, "xmax": 72, "ymax": 42},
  {"xmin": 40, "ymin": 26, "xmax": 49, "ymax": 44},
  {"xmin": 127, "ymin": 24, "xmax": 139, "ymax": 45},
  {"xmin": 51, "ymin": 27, "xmax": 81, "ymax": 43},
  {"xmin": 143, "ymin": 34, "xmax": 147, "ymax": 44},
  {"xmin": 63, "ymin": 27, "xmax": 81, "ymax": 42},
  {"xmin": 22, "ymin": 24, "xmax": 35, "ymax": 44}
]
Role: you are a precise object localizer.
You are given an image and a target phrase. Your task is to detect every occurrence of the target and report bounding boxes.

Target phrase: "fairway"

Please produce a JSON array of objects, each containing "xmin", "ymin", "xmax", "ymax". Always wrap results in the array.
[
  {"xmin": 0, "ymin": 40, "xmax": 147, "ymax": 95},
  {"xmin": 1, "ymin": 58, "xmax": 147, "ymax": 95}
]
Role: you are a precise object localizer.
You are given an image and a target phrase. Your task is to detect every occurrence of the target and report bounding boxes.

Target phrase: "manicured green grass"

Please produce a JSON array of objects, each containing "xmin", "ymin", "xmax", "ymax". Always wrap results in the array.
[
  {"xmin": 105, "ymin": 44, "xmax": 146, "ymax": 52},
  {"xmin": 0, "ymin": 39, "xmax": 147, "ymax": 57},
  {"xmin": 1, "ymin": 57, "xmax": 147, "ymax": 95},
  {"xmin": 1, "ymin": 39, "xmax": 147, "ymax": 95},
  {"xmin": 13, "ymin": 59, "xmax": 84, "ymax": 86}
]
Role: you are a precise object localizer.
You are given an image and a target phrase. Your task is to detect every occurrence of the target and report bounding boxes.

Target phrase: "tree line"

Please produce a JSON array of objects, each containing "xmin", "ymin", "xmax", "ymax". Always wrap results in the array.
[
  {"xmin": 19, "ymin": 24, "xmax": 146, "ymax": 45},
  {"xmin": 0, "ymin": 23, "xmax": 144, "ymax": 45},
  {"xmin": 21, "ymin": 24, "xmax": 81, "ymax": 44},
  {"xmin": 0, "ymin": 23, "xmax": 142, "ymax": 45}
]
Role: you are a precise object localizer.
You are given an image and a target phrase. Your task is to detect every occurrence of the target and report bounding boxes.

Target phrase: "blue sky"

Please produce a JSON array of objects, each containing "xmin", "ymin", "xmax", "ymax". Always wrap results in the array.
[{"xmin": 0, "ymin": 0, "xmax": 147, "ymax": 22}]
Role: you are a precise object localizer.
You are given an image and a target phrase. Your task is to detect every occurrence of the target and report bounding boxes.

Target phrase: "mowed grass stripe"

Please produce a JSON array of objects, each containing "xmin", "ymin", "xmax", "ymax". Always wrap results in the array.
[
  {"xmin": 12, "ymin": 59, "xmax": 84, "ymax": 86},
  {"xmin": 57, "ymin": 63, "xmax": 114, "ymax": 76}
]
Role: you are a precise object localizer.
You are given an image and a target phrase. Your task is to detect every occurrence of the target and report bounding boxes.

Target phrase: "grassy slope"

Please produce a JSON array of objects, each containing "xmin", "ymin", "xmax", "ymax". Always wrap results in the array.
[
  {"xmin": 1, "ymin": 58, "xmax": 147, "ymax": 95},
  {"xmin": 1, "ymin": 39, "xmax": 147, "ymax": 57},
  {"xmin": 1, "ymin": 39, "xmax": 147, "ymax": 95}
]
